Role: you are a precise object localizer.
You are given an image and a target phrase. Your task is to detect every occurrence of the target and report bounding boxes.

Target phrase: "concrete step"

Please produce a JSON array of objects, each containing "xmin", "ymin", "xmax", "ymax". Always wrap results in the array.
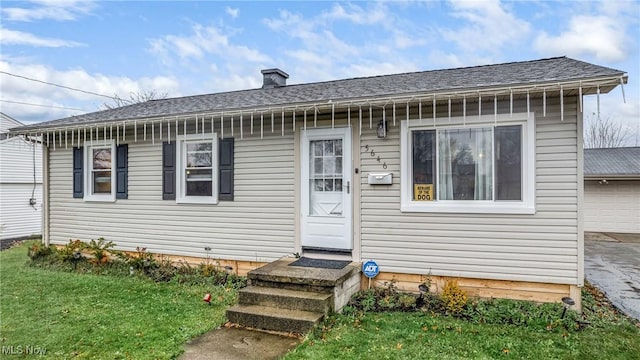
[
  {"xmin": 247, "ymin": 258, "xmax": 360, "ymax": 294},
  {"xmin": 226, "ymin": 304, "xmax": 324, "ymax": 333},
  {"xmin": 239, "ymin": 286, "xmax": 333, "ymax": 314},
  {"xmin": 248, "ymin": 279, "xmax": 335, "ymax": 294}
]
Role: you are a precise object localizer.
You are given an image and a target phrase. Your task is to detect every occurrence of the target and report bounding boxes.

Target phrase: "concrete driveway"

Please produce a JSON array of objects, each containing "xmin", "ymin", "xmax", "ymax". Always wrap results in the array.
[{"xmin": 585, "ymin": 232, "xmax": 640, "ymax": 320}]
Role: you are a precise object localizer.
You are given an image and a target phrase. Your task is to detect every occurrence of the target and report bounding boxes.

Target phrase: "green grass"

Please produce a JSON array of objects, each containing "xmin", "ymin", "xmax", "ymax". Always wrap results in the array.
[
  {"xmin": 285, "ymin": 284, "xmax": 640, "ymax": 360},
  {"xmin": 3, "ymin": 241, "xmax": 640, "ymax": 359},
  {"xmin": 0, "ymin": 242, "xmax": 235, "ymax": 359},
  {"xmin": 285, "ymin": 311, "xmax": 640, "ymax": 360}
]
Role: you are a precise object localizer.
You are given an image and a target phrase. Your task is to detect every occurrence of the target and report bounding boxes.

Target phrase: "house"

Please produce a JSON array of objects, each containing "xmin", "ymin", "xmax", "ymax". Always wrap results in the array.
[
  {"xmin": 9, "ymin": 57, "xmax": 628, "ymax": 309},
  {"xmin": 0, "ymin": 113, "xmax": 43, "ymax": 242},
  {"xmin": 584, "ymin": 147, "xmax": 640, "ymax": 234}
]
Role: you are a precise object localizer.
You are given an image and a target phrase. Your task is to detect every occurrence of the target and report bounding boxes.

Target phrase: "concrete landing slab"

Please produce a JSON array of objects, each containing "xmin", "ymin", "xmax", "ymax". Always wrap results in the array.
[
  {"xmin": 179, "ymin": 327, "xmax": 299, "ymax": 360},
  {"xmin": 249, "ymin": 257, "xmax": 359, "ymax": 287}
]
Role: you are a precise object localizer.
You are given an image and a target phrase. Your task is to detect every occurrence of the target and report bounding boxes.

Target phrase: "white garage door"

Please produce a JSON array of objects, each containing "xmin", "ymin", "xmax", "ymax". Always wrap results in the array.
[{"xmin": 584, "ymin": 180, "xmax": 640, "ymax": 233}]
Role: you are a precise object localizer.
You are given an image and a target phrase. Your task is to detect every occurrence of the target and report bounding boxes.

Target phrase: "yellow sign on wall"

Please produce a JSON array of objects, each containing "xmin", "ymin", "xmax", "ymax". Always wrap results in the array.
[{"xmin": 414, "ymin": 184, "xmax": 434, "ymax": 201}]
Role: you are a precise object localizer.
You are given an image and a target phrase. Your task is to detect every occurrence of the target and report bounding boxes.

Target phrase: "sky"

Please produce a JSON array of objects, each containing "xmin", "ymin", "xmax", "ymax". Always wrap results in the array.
[{"xmin": 1, "ymin": 0, "xmax": 639, "ymax": 145}]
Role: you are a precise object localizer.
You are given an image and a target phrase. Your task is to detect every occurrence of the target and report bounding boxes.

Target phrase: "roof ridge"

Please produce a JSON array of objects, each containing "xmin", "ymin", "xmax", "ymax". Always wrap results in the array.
[{"xmin": 154, "ymin": 56, "xmax": 573, "ymax": 102}]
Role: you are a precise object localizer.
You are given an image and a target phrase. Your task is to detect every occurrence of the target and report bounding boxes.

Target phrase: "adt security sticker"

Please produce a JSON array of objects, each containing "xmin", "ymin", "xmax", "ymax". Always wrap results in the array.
[{"xmin": 362, "ymin": 260, "xmax": 379, "ymax": 278}]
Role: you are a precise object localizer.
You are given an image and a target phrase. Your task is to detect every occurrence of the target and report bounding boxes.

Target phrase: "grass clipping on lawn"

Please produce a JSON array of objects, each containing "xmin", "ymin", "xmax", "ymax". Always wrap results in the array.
[{"xmin": 0, "ymin": 242, "xmax": 236, "ymax": 359}]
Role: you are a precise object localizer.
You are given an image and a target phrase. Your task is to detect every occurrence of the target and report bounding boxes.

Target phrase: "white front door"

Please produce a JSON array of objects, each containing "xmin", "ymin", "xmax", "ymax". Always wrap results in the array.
[{"xmin": 301, "ymin": 127, "xmax": 352, "ymax": 250}]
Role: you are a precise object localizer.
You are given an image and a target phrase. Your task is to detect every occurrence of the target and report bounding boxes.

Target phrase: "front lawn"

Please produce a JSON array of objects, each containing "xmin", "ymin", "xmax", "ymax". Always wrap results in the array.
[
  {"xmin": 286, "ymin": 285, "xmax": 640, "ymax": 360},
  {"xmin": 3, "ymin": 240, "xmax": 639, "ymax": 359},
  {"xmin": 0, "ymin": 242, "xmax": 235, "ymax": 359},
  {"xmin": 286, "ymin": 311, "xmax": 639, "ymax": 360}
]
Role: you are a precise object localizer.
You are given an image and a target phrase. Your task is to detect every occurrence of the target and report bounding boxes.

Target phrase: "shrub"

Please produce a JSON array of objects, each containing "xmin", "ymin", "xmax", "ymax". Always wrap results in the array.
[
  {"xmin": 349, "ymin": 281, "xmax": 418, "ymax": 312},
  {"xmin": 25, "ymin": 239, "xmax": 247, "ymax": 289},
  {"xmin": 58, "ymin": 239, "xmax": 87, "ymax": 262},
  {"xmin": 121, "ymin": 246, "xmax": 157, "ymax": 270},
  {"xmin": 398, "ymin": 293, "xmax": 417, "ymax": 309},
  {"xmin": 144, "ymin": 257, "xmax": 176, "ymax": 282},
  {"xmin": 86, "ymin": 237, "xmax": 116, "ymax": 264},
  {"xmin": 441, "ymin": 280, "xmax": 468, "ymax": 315},
  {"xmin": 27, "ymin": 242, "xmax": 55, "ymax": 260},
  {"xmin": 417, "ymin": 292, "xmax": 446, "ymax": 313},
  {"xmin": 199, "ymin": 262, "xmax": 218, "ymax": 277},
  {"xmin": 463, "ymin": 298, "xmax": 564, "ymax": 327}
]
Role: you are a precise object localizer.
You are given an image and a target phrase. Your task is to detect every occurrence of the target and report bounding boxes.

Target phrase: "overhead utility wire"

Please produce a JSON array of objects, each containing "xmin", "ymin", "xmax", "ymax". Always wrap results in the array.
[
  {"xmin": 0, "ymin": 70, "xmax": 123, "ymax": 101},
  {"xmin": 0, "ymin": 99, "xmax": 86, "ymax": 111}
]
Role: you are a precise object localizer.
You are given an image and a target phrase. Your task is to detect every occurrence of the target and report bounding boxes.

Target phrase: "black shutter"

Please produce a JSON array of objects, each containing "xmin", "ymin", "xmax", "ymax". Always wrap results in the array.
[
  {"xmin": 162, "ymin": 141, "xmax": 176, "ymax": 200},
  {"xmin": 116, "ymin": 144, "xmax": 128, "ymax": 199},
  {"xmin": 73, "ymin": 147, "xmax": 84, "ymax": 198},
  {"xmin": 219, "ymin": 138, "xmax": 234, "ymax": 201}
]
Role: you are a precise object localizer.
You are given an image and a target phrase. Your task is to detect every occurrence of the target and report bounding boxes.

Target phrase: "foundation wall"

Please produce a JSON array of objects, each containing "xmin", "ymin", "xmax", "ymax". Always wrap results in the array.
[{"xmin": 363, "ymin": 272, "xmax": 581, "ymax": 310}]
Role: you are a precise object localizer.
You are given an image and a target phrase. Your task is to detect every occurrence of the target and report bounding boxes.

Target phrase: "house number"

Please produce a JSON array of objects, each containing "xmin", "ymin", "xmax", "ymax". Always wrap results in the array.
[{"xmin": 362, "ymin": 144, "xmax": 387, "ymax": 170}]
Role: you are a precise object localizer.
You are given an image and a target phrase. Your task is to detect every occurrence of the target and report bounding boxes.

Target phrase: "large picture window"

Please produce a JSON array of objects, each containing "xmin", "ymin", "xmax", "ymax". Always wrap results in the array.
[
  {"xmin": 401, "ymin": 113, "xmax": 534, "ymax": 214},
  {"xmin": 176, "ymin": 134, "xmax": 218, "ymax": 204},
  {"xmin": 84, "ymin": 140, "xmax": 116, "ymax": 201}
]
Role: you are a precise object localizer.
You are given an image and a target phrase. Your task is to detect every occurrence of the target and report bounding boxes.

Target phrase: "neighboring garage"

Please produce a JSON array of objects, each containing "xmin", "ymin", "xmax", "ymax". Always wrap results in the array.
[{"xmin": 584, "ymin": 147, "xmax": 640, "ymax": 234}]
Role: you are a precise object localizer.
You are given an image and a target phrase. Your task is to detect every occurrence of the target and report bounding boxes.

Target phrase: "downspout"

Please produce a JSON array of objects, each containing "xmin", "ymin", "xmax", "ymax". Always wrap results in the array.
[
  {"xmin": 42, "ymin": 144, "xmax": 50, "ymax": 246},
  {"xmin": 575, "ymin": 94, "xmax": 585, "ymax": 312}
]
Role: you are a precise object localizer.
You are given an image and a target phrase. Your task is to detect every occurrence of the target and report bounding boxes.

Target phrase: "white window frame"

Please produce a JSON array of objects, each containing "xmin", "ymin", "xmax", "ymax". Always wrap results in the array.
[
  {"xmin": 176, "ymin": 133, "xmax": 218, "ymax": 204},
  {"xmin": 400, "ymin": 112, "xmax": 535, "ymax": 214},
  {"xmin": 84, "ymin": 140, "xmax": 116, "ymax": 202}
]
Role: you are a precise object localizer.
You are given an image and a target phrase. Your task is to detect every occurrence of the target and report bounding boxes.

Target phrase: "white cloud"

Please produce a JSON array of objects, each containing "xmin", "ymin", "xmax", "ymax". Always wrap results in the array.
[
  {"xmin": 1, "ymin": 0, "xmax": 95, "ymax": 22},
  {"xmin": 442, "ymin": 0, "xmax": 531, "ymax": 53},
  {"xmin": 393, "ymin": 32, "xmax": 427, "ymax": 49},
  {"xmin": 262, "ymin": 9, "xmax": 365, "ymax": 80},
  {"xmin": 145, "ymin": 22, "xmax": 277, "ymax": 95},
  {"xmin": 226, "ymin": 7, "xmax": 239, "ymax": 19},
  {"xmin": 0, "ymin": 28, "xmax": 84, "ymax": 47},
  {"xmin": 261, "ymin": 4, "xmax": 431, "ymax": 84},
  {"xmin": 320, "ymin": 3, "xmax": 387, "ymax": 25},
  {"xmin": 148, "ymin": 24, "xmax": 271, "ymax": 63},
  {"xmin": 344, "ymin": 60, "xmax": 419, "ymax": 79},
  {"xmin": 263, "ymin": 10, "xmax": 317, "ymax": 41},
  {"xmin": 427, "ymin": 50, "xmax": 466, "ymax": 69},
  {"xmin": 285, "ymin": 49, "xmax": 327, "ymax": 66},
  {"xmin": 0, "ymin": 60, "xmax": 180, "ymax": 123},
  {"xmin": 535, "ymin": 15, "xmax": 629, "ymax": 62}
]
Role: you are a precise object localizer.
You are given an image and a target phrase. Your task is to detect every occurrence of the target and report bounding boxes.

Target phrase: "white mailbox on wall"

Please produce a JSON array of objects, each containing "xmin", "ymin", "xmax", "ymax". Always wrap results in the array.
[{"xmin": 367, "ymin": 173, "xmax": 393, "ymax": 185}]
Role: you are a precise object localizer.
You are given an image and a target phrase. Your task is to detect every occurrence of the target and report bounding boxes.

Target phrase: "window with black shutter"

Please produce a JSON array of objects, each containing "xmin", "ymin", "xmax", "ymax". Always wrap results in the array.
[
  {"xmin": 73, "ymin": 141, "xmax": 128, "ymax": 201},
  {"xmin": 166, "ymin": 134, "xmax": 234, "ymax": 204}
]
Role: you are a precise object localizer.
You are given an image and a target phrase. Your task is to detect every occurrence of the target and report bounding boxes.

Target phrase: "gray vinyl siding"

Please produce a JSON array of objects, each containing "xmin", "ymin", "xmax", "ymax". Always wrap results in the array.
[
  {"xmin": 46, "ymin": 95, "xmax": 581, "ymax": 285},
  {"xmin": 48, "ymin": 124, "xmax": 295, "ymax": 262},
  {"xmin": 359, "ymin": 96, "xmax": 581, "ymax": 285}
]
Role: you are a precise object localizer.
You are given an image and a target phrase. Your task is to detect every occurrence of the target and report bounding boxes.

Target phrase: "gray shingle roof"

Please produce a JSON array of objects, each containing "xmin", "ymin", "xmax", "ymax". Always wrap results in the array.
[
  {"xmin": 584, "ymin": 147, "xmax": 640, "ymax": 177},
  {"xmin": 13, "ymin": 56, "xmax": 626, "ymax": 131}
]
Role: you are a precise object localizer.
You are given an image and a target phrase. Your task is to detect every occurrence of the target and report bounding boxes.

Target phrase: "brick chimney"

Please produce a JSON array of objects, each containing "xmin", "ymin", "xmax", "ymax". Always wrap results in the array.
[{"xmin": 261, "ymin": 68, "xmax": 289, "ymax": 89}]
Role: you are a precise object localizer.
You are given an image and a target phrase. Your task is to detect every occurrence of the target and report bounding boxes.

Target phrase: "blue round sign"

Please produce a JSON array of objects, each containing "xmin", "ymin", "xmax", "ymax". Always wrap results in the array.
[{"xmin": 362, "ymin": 260, "xmax": 379, "ymax": 278}]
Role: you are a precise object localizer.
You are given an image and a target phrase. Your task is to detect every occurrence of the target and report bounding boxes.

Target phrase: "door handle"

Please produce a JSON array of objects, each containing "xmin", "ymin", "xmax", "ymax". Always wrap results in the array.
[{"xmin": 346, "ymin": 181, "xmax": 350, "ymax": 194}]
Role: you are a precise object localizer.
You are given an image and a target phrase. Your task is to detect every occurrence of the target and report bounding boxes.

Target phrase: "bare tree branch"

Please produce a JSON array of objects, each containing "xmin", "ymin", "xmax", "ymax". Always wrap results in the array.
[
  {"xmin": 101, "ymin": 90, "xmax": 168, "ymax": 110},
  {"xmin": 584, "ymin": 114, "xmax": 630, "ymax": 149}
]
